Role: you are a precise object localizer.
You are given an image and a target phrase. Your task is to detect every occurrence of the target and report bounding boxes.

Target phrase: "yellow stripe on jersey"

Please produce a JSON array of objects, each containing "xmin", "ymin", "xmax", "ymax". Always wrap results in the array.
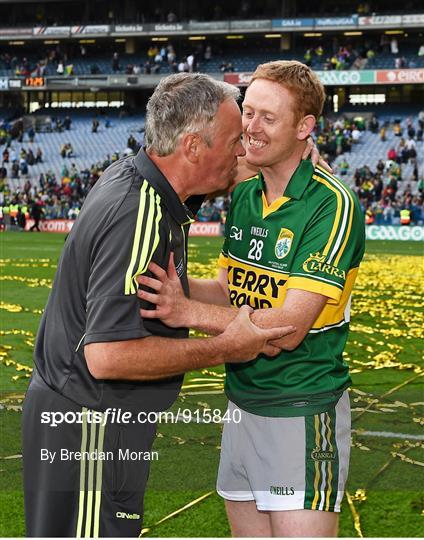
[
  {"xmin": 316, "ymin": 165, "xmax": 354, "ymax": 266},
  {"xmin": 218, "ymin": 252, "xmax": 229, "ymax": 269},
  {"xmin": 286, "ymin": 275, "xmax": 341, "ymax": 301},
  {"xmin": 124, "ymin": 180, "xmax": 149, "ymax": 295},
  {"xmin": 135, "ymin": 192, "xmax": 162, "ymax": 277},
  {"xmin": 129, "ymin": 186, "xmax": 156, "ymax": 293},
  {"xmin": 312, "ymin": 173, "xmax": 342, "ymax": 258}
]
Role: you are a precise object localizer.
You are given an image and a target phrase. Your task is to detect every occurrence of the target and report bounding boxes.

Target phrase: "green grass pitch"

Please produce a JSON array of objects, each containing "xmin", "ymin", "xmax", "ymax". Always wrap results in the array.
[{"xmin": 0, "ymin": 231, "xmax": 423, "ymax": 537}]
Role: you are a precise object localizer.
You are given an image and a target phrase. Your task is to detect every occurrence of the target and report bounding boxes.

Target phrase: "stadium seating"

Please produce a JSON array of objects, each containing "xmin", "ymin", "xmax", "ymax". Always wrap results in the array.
[
  {"xmin": 3, "ymin": 115, "xmax": 144, "ymax": 192},
  {"xmin": 1, "ymin": 44, "xmax": 422, "ymax": 78},
  {"xmin": 2, "ymin": 112, "xmax": 422, "ymax": 202}
]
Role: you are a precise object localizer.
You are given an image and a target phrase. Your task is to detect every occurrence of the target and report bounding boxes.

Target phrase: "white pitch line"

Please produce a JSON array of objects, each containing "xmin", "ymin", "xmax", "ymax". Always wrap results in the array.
[{"xmin": 352, "ymin": 430, "xmax": 424, "ymax": 441}]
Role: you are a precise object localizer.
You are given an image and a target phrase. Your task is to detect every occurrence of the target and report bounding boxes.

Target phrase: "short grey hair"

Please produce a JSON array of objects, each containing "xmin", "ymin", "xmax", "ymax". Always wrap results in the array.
[{"xmin": 145, "ymin": 73, "xmax": 240, "ymax": 156}]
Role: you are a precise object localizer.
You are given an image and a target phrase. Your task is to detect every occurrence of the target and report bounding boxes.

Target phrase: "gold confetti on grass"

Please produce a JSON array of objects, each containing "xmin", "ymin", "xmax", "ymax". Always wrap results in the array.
[
  {"xmin": 346, "ymin": 491, "xmax": 364, "ymax": 538},
  {"xmin": 0, "ymin": 275, "xmax": 52, "ymax": 288},
  {"xmin": 140, "ymin": 491, "xmax": 214, "ymax": 536}
]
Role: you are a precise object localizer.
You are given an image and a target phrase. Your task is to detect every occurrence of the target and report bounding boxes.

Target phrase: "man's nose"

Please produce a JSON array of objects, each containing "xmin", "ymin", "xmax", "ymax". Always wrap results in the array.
[
  {"xmin": 246, "ymin": 115, "xmax": 261, "ymax": 133},
  {"xmin": 236, "ymin": 140, "xmax": 246, "ymax": 157}
]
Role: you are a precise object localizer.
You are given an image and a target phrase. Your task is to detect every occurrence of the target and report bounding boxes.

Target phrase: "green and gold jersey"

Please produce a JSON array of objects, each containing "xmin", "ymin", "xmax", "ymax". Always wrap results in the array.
[{"xmin": 218, "ymin": 160, "xmax": 365, "ymax": 417}]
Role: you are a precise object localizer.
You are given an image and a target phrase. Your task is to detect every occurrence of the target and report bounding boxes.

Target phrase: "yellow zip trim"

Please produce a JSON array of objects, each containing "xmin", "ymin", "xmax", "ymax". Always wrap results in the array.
[{"xmin": 124, "ymin": 180, "xmax": 149, "ymax": 295}]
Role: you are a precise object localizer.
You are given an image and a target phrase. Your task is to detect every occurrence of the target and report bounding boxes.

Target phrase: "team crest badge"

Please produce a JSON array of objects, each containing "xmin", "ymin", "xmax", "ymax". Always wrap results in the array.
[{"xmin": 275, "ymin": 228, "xmax": 294, "ymax": 259}]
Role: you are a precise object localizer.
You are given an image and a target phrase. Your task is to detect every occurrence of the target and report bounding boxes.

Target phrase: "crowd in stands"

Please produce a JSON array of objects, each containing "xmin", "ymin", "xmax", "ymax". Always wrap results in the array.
[
  {"xmin": 2, "ymin": 29, "xmax": 422, "ymax": 79},
  {"xmin": 317, "ymin": 114, "xmax": 424, "ymax": 226},
  {"xmin": 0, "ymin": 110, "xmax": 423, "ymax": 230},
  {"xmin": 303, "ymin": 34, "xmax": 421, "ymax": 71}
]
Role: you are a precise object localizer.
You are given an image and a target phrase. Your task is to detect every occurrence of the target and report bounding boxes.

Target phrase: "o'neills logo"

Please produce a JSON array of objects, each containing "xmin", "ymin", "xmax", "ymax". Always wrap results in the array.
[
  {"xmin": 311, "ymin": 447, "xmax": 336, "ymax": 461},
  {"xmin": 116, "ymin": 512, "xmax": 140, "ymax": 520},
  {"xmin": 302, "ymin": 252, "xmax": 346, "ymax": 279}
]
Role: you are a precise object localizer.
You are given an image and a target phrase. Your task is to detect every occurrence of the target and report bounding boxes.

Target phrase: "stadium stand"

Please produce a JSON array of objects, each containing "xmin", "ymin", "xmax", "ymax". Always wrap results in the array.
[
  {"xmin": 1, "ymin": 35, "xmax": 423, "ymax": 78},
  {"xmin": 0, "ymin": 110, "xmax": 423, "ymax": 227}
]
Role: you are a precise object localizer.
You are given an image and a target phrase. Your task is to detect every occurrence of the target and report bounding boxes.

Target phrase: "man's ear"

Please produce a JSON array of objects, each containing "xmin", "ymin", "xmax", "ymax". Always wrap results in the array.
[
  {"xmin": 181, "ymin": 133, "xmax": 203, "ymax": 163},
  {"xmin": 297, "ymin": 115, "xmax": 316, "ymax": 141}
]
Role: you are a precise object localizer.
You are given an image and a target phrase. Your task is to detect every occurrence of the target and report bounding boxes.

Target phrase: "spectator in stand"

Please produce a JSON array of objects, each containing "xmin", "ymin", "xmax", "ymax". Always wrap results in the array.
[
  {"xmin": 390, "ymin": 38, "xmax": 399, "ymax": 55},
  {"xmin": 204, "ymin": 45, "xmax": 212, "ymax": 62},
  {"xmin": 167, "ymin": 10, "xmax": 177, "ymax": 22},
  {"xmin": 368, "ymin": 115, "xmax": 379, "ymax": 133},
  {"xmin": 187, "ymin": 53, "xmax": 195, "ymax": 73},
  {"xmin": 60, "ymin": 143, "xmax": 74, "ymax": 158},
  {"xmin": 112, "ymin": 52, "xmax": 120, "ymax": 72},
  {"xmin": 27, "ymin": 149, "xmax": 35, "ymax": 166},
  {"xmin": 405, "ymin": 138, "xmax": 417, "ymax": 161},
  {"xmin": 351, "ymin": 127, "xmax": 361, "ymax": 143},
  {"xmin": 178, "ymin": 57, "xmax": 189, "ymax": 73},
  {"xmin": 147, "ymin": 45, "xmax": 158, "ymax": 62},
  {"xmin": 28, "ymin": 126, "xmax": 35, "ymax": 143},
  {"xmin": 220, "ymin": 61, "xmax": 235, "ymax": 73},
  {"xmin": 20, "ymin": 156, "xmax": 28, "ymax": 176},
  {"xmin": 127, "ymin": 134, "xmax": 139, "ymax": 153},
  {"xmin": 167, "ymin": 45, "xmax": 176, "ymax": 65},
  {"xmin": 338, "ymin": 158, "xmax": 349, "ymax": 176}
]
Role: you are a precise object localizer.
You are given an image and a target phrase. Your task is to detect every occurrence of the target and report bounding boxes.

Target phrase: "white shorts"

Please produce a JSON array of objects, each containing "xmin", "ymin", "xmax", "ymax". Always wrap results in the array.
[{"xmin": 216, "ymin": 391, "xmax": 351, "ymax": 512}]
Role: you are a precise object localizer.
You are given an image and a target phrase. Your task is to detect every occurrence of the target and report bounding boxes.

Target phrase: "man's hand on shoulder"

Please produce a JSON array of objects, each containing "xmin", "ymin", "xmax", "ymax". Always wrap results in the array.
[{"xmin": 302, "ymin": 136, "xmax": 333, "ymax": 172}]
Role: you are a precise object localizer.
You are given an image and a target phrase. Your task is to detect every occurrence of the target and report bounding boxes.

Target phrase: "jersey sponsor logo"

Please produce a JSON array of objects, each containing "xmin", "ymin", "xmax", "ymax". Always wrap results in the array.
[
  {"xmin": 227, "ymin": 263, "xmax": 286, "ymax": 309},
  {"xmin": 270, "ymin": 486, "xmax": 295, "ymax": 496},
  {"xmin": 230, "ymin": 226, "xmax": 243, "ymax": 241},
  {"xmin": 311, "ymin": 447, "xmax": 336, "ymax": 462},
  {"xmin": 275, "ymin": 228, "xmax": 294, "ymax": 259},
  {"xmin": 302, "ymin": 252, "xmax": 346, "ymax": 279},
  {"xmin": 115, "ymin": 511, "xmax": 141, "ymax": 520},
  {"xmin": 250, "ymin": 226, "xmax": 269, "ymax": 238}
]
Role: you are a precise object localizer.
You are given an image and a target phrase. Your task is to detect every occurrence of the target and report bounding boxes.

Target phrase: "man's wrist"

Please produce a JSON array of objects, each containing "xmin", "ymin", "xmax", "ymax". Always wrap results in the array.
[
  {"xmin": 210, "ymin": 333, "xmax": 230, "ymax": 364},
  {"xmin": 179, "ymin": 296, "xmax": 201, "ymax": 328},
  {"xmin": 178, "ymin": 296, "xmax": 193, "ymax": 328}
]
